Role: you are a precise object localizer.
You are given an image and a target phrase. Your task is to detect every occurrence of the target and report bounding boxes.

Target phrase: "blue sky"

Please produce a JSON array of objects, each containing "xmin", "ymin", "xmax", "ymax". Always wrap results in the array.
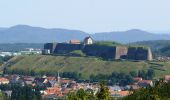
[{"xmin": 0, "ymin": 0, "xmax": 170, "ymax": 33}]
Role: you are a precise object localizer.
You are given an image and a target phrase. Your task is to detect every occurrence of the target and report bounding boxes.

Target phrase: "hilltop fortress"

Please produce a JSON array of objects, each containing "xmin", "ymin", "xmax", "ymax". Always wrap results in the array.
[{"xmin": 43, "ymin": 36, "xmax": 153, "ymax": 61}]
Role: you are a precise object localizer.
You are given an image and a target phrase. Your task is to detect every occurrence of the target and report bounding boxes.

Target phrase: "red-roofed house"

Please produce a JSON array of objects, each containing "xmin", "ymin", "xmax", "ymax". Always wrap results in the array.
[
  {"xmin": 44, "ymin": 87, "xmax": 62, "ymax": 95},
  {"xmin": 165, "ymin": 75, "xmax": 170, "ymax": 82},
  {"xmin": 0, "ymin": 77, "xmax": 9, "ymax": 84},
  {"xmin": 133, "ymin": 77, "xmax": 142, "ymax": 82},
  {"xmin": 110, "ymin": 91, "xmax": 130, "ymax": 97},
  {"xmin": 138, "ymin": 80, "xmax": 153, "ymax": 87},
  {"xmin": 69, "ymin": 40, "xmax": 80, "ymax": 44}
]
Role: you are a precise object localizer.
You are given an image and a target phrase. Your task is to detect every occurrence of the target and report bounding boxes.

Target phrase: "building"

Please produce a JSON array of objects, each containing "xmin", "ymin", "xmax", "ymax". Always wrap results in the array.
[
  {"xmin": 43, "ymin": 37, "xmax": 153, "ymax": 61},
  {"xmin": 69, "ymin": 40, "xmax": 80, "ymax": 44},
  {"xmin": 83, "ymin": 36, "xmax": 93, "ymax": 45},
  {"xmin": 137, "ymin": 80, "xmax": 153, "ymax": 88},
  {"xmin": 0, "ymin": 77, "xmax": 9, "ymax": 84},
  {"xmin": 133, "ymin": 77, "xmax": 143, "ymax": 82},
  {"xmin": 164, "ymin": 75, "xmax": 170, "ymax": 82}
]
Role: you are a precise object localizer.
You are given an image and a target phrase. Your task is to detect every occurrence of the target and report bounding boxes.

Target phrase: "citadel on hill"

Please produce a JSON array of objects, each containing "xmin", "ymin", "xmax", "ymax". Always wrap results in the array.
[{"xmin": 43, "ymin": 36, "xmax": 153, "ymax": 61}]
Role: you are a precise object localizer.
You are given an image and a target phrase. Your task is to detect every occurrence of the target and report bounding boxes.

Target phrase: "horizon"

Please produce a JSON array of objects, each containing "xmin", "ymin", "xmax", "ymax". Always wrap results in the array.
[
  {"xmin": 1, "ymin": 24, "xmax": 170, "ymax": 34},
  {"xmin": 0, "ymin": 0, "xmax": 170, "ymax": 33}
]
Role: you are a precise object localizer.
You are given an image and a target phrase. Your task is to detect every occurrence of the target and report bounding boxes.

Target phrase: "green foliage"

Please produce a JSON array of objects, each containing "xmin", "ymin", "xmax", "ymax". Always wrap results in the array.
[
  {"xmin": 0, "ymin": 56, "xmax": 13, "ymax": 66},
  {"xmin": 90, "ymin": 72, "xmax": 134, "ymax": 86},
  {"xmin": 95, "ymin": 41, "xmax": 122, "ymax": 47},
  {"xmin": 159, "ymin": 46, "xmax": 170, "ymax": 56},
  {"xmin": 70, "ymin": 50, "xmax": 86, "ymax": 57},
  {"xmin": 0, "ymin": 92, "xmax": 7, "ymax": 100},
  {"xmin": 0, "ymin": 84, "xmax": 42, "ymax": 100},
  {"xmin": 66, "ymin": 81, "xmax": 110, "ymax": 100},
  {"xmin": 123, "ymin": 80, "xmax": 170, "ymax": 100},
  {"xmin": 96, "ymin": 81, "xmax": 110, "ymax": 100},
  {"xmin": 138, "ymin": 69, "xmax": 155, "ymax": 80}
]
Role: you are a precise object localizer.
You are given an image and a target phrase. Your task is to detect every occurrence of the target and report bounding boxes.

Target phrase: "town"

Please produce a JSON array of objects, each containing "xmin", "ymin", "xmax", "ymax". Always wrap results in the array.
[{"xmin": 0, "ymin": 72, "xmax": 169, "ymax": 99}]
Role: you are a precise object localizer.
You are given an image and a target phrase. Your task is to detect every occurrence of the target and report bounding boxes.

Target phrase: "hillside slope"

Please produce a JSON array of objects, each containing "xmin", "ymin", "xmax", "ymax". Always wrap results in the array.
[{"xmin": 4, "ymin": 55, "xmax": 170, "ymax": 79}]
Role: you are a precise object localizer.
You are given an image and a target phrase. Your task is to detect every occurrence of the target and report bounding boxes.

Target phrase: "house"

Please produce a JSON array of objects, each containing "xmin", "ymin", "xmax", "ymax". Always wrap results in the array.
[
  {"xmin": 3, "ymin": 91, "xmax": 12, "ymax": 98},
  {"xmin": 46, "ymin": 76, "xmax": 57, "ymax": 87},
  {"xmin": 0, "ymin": 77, "xmax": 9, "ymax": 84},
  {"xmin": 83, "ymin": 36, "xmax": 93, "ymax": 45},
  {"xmin": 133, "ymin": 77, "xmax": 143, "ymax": 82},
  {"xmin": 69, "ymin": 40, "xmax": 80, "ymax": 44},
  {"xmin": 5, "ymin": 75, "xmax": 20, "ymax": 84},
  {"xmin": 109, "ymin": 86, "xmax": 122, "ymax": 92},
  {"xmin": 137, "ymin": 80, "xmax": 153, "ymax": 88},
  {"xmin": 44, "ymin": 87, "xmax": 62, "ymax": 95},
  {"xmin": 164, "ymin": 75, "xmax": 170, "ymax": 82},
  {"xmin": 44, "ymin": 94, "xmax": 62, "ymax": 100},
  {"xmin": 130, "ymin": 85, "xmax": 140, "ymax": 90},
  {"xmin": 20, "ymin": 76, "xmax": 35, "ymax": 86},
  {"xmin": 110, "ymin": 91, "xmax": 130, "ymax": 98},
  {"xmin": 34, "ymin": 77, "xmax": 46, "ymax": 87}
]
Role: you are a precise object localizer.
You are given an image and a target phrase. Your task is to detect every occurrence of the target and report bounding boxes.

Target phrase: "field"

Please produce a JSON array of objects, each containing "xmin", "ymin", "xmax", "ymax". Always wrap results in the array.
[{"xmin": 4, "ymin": 55, "xmax": 170, "ymax": 79}]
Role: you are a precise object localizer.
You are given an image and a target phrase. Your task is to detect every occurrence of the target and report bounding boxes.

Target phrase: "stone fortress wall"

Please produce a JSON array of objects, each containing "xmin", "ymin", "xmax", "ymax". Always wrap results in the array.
[{"xmin": 43, "ymin": 37, "xmax": 153, "ymax": 61}]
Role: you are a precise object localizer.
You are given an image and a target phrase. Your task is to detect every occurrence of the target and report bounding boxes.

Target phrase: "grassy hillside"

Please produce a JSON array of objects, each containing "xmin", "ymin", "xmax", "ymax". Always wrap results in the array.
[{"xmin": 4, "ymin": 55, "xmax": 170, "ymax": 79}]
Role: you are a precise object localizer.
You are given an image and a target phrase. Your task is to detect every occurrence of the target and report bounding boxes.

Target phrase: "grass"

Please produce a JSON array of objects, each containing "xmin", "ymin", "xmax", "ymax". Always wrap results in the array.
[{"xmin": 5, "ymin": 55, "xmax": 170, "ymax": 79}]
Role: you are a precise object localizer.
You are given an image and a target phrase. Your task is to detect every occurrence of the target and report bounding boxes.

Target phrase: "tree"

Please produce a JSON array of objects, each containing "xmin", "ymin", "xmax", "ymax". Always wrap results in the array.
[
  {"xmin": 76, "ymin": 88, "xmax": 87, "ymax": 100},
  {"xmin": 96, "ymin": 81, "xmax": 110, "ymax": 100},
  {"xmin": 123, "ymin": 79, "xmax": 170, "ymax": 100},
  {"xmin": 147, "ymin": 69, "xmax": 155, "ymax": 79}
]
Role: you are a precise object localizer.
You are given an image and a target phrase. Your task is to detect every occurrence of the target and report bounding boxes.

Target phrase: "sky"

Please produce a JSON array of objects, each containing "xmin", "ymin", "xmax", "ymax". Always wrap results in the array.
[{"xmin": 0, "ymin": 0, "xmax": 170, "ymax": 33}]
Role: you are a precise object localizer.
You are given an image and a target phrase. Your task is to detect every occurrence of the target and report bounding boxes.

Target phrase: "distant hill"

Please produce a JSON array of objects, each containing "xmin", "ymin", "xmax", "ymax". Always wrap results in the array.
[
  {"xmin": 1, "ymin": 25, "xmax": 170, "ymax": 43},
  {"xmin": 0, "ymin": 25, "xmax": 89, "ymax": 43},
  {"xmin": 92, "ymin": 29, "xmax": 170, "ymax": 43}
]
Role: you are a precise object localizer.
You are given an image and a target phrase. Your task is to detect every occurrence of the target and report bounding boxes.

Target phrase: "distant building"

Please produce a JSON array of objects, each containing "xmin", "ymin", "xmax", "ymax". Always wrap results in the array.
[
  {"xmin": 137, "ymin": 80, "xmax": 153, "ymax": 88},
  {"xmin": 83, "ymin": 36, "xmax": 93, "ymax": 45},
  {"xmin": 43, "ymin": 36, "xmax": 153, "ymax": 61},
  {"xmin": 69, "ymin": 40, "xmax": 80, "ymax": 44},
  {"xmin": 133, "ymin": 77, "xmax": 143, "ymax": 82},
  {"xmin": 0, "ymin": 77, "xmax": 9, "ymax": 84},
  {"xmin": 164, "ymin": 75, "xmax": 170, "ymax": 82}
]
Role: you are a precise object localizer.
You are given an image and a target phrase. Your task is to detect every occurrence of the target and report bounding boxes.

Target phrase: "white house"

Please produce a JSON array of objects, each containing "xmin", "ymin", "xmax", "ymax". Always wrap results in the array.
[{"xmin": 83, "ymin": 36, "xmax": 93, "ymax": 45}]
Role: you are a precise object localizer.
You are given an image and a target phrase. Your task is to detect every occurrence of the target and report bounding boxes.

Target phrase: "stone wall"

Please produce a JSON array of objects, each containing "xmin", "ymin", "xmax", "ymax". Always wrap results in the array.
[
  {"xmin": 115, "ymin": 47, "xmax": 128, "ymax": 59},
  {"xmin": 83, "ymin": 44, "xmax": 116, "ymax": 59},
  {"xmin": 54, "ymin": 43, "xmax": 82, "ymax": 54},
  {"xmin": 44, "ymin": 43, "xmax": 57, "ymax": 53},
  {"xmin": 127, "ymin": 47, "xmax": 152, "ymax": 60},
  {"xmin": 43, "ymin": 43, "xmax": 153, "ymax": 61}
]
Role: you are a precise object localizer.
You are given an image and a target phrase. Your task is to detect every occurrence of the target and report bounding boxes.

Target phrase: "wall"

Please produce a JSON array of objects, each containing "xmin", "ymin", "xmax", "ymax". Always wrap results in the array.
[
  {"xmin": 83, "ymin": 44, "xmax": 116, "ymax": 59},
  {"xmin": 54, "ymin": 43, "xmax": 82, "ymax": 54},
  {"xmin": 43, "ymin": 43, "xmax": 153, "ymax": 61},
  {"xmin": 44, "ymin": 43, "xmax": 57, "ymax": 53},
  {"xmin": 127, "ymin": 47, "xmax": 152, "ymax": 60},
  {"xmin": 115, "ymin": 47, "xmax": 128, "ymax": 59}
]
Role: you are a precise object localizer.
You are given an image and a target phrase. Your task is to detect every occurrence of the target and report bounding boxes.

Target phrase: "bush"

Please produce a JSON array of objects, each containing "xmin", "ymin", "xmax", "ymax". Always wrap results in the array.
[{"xmin": 70, "ymin": 50, "xmax": 86, "ymax": 56}]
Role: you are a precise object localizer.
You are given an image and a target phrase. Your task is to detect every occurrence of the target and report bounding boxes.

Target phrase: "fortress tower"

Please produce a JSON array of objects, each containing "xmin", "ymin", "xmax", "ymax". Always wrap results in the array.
[{"xmin": 147, "ymin": 48, "xmax": 153, "ymax": 61}]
